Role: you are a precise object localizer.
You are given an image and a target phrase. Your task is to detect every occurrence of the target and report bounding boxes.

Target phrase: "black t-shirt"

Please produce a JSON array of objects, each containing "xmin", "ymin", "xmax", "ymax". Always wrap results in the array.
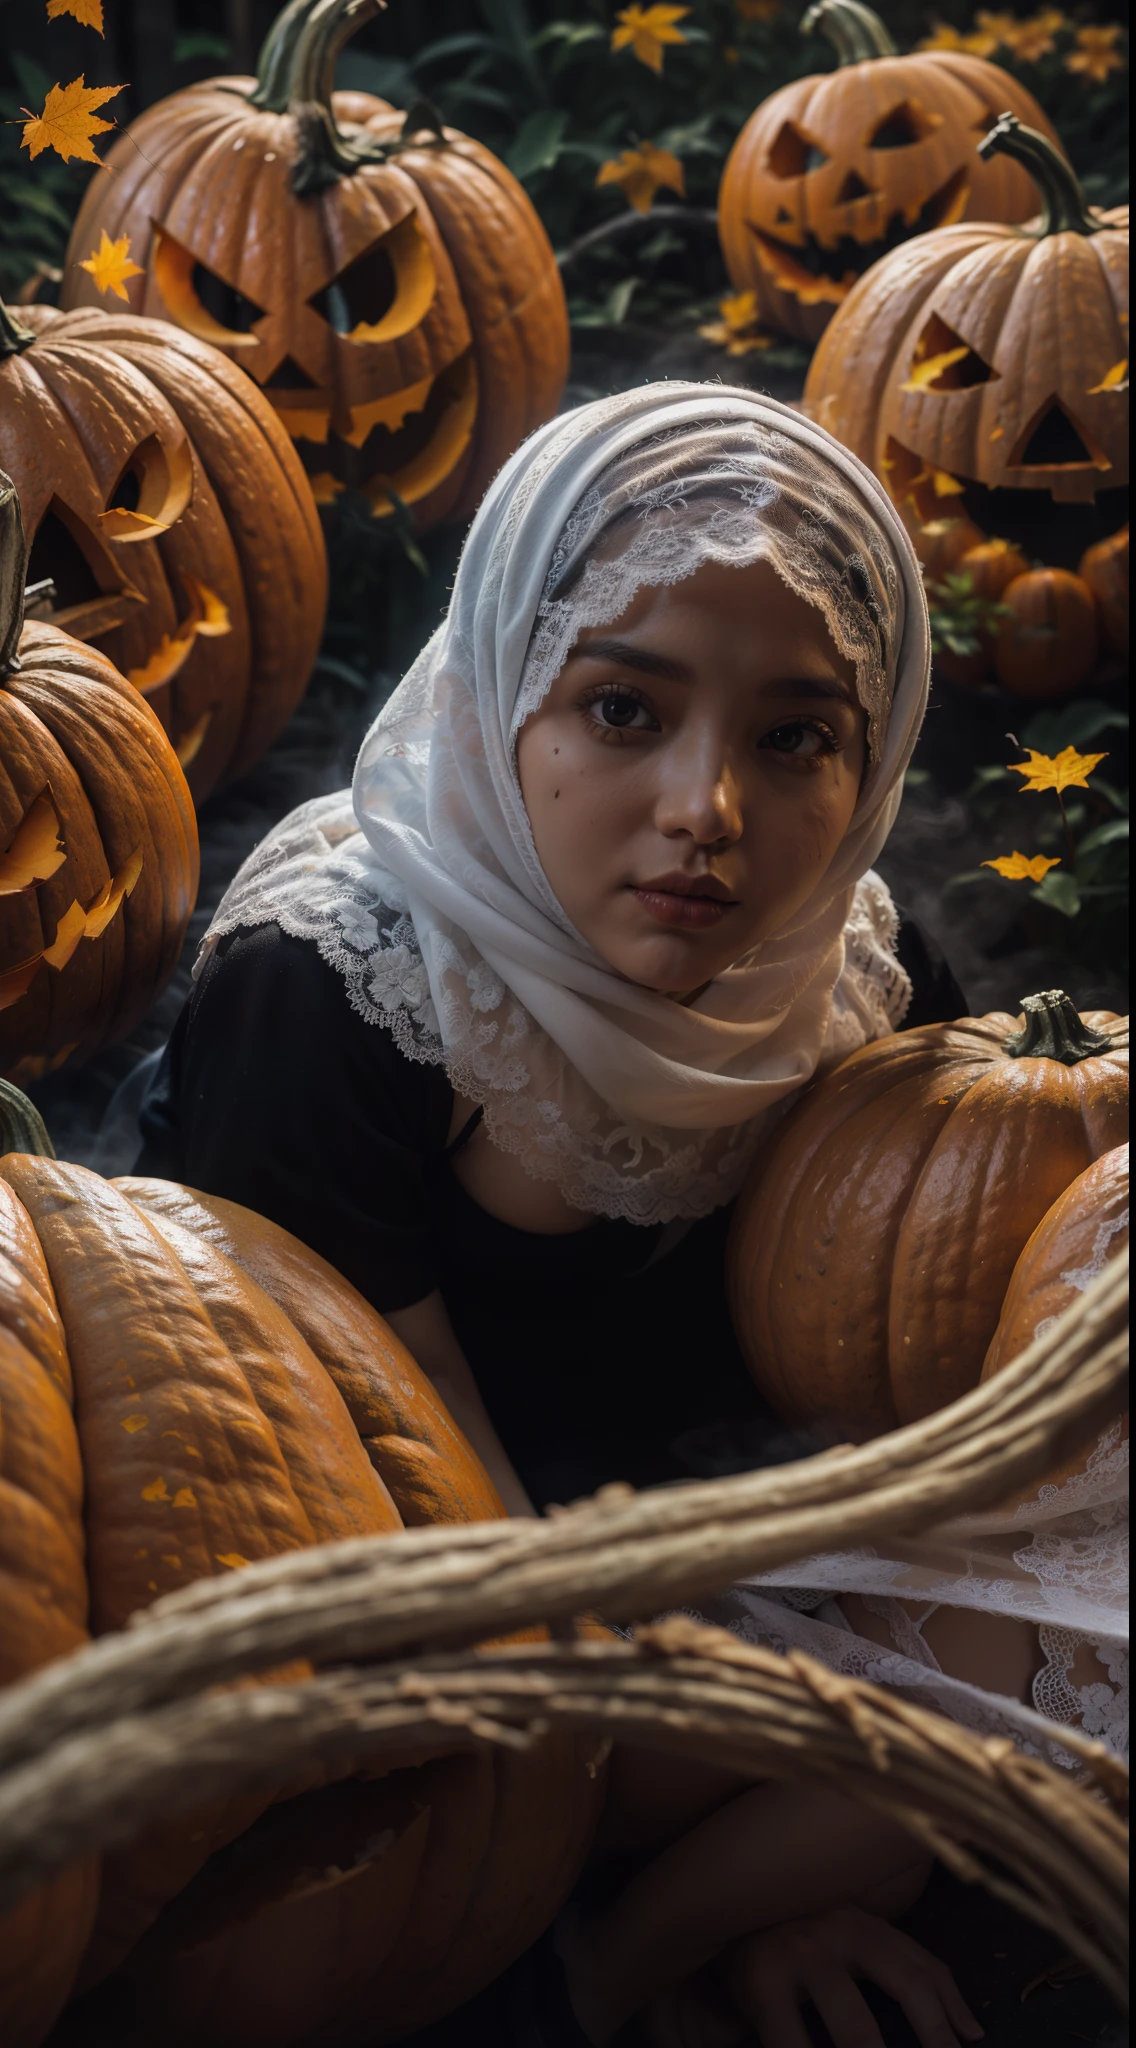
[{"xmin": 137, "ymin": 917, "xmax": 966, "ymax": 1507}]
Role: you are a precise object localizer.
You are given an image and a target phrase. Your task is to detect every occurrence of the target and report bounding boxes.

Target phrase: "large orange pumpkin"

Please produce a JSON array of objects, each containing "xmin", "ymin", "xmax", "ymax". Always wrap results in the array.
[
  {"xmin": 1, "ymin": 481, "xmax": 198, "ymax": 1087},
  {"xmin": 805, "ymin": 116, "xmax": 1129, "ymax": 696},
  {"xmin": 0, "ymin": 1131, "xmax": 603, "ymax": 2047},
  {"xmin": 717, "ymin": 0, "xmax": 1062, "ymax": 344},
  {"xmin": 727, "ymin": 989, "xmax": 1128, "ymax": 1437},
  {"xmin": 61, "ymin": 0, "xmax": 569, "ymax": 532},
  {"xmin": 980, "ymin": 1141, "xmax": 1128, "ymax": 1506}
]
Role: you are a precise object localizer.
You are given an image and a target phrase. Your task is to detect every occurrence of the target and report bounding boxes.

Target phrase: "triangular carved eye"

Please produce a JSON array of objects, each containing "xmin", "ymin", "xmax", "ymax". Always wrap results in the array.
[
  {"xmin": 903, "ymin": 313, "xmax": 998, "ymax": 392},
  {"xmin": 766, "ymin": 121, "xmax": 829, "ymax": 178},
  {"xmin": 306, "ymin": 213, "xmax": 436, "ymax": 345},
  {"xmin": 191, "ymin": 263, "xmax": 266, "ymax": 334},
  {"xmin": 869, "ymin": 101, "xmax": 940, "ymax": 148},
  {"xmin": 152, "ymin": 225, "xmax": 264, "ymax": 349},
  {"xmin": 1011, "ymin": 399, "xmax": 1109, "ymax": 469}
]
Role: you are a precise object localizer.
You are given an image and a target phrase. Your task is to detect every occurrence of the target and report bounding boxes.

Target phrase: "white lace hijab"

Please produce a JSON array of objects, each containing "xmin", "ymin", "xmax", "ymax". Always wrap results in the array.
[{"xmin": 205, "ymin": 385, "xmax": 930, "ymax": 1225}]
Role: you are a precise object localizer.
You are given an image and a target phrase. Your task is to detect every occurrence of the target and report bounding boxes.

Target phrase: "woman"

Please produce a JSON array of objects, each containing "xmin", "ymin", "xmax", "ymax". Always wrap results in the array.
[{"xmin": 141, "ymin": 384, "xmax": 1047, "ymax": 2046}]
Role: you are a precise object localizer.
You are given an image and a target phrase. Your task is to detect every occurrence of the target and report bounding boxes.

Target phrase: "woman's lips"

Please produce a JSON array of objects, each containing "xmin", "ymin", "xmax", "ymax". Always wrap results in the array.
[{"xmin": 630, "ymin": 874, "xmax": 738, "ymax": 930}]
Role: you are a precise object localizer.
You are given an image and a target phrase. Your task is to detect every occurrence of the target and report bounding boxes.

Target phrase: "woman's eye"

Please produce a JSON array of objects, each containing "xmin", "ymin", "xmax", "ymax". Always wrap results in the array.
[
  {"xmin": 760, "ymin": 720, "xmax": 834, "ymax": 759},
  {"xmin": 586, "ymin": 689, "xmax": 657, "ymax": 733}
]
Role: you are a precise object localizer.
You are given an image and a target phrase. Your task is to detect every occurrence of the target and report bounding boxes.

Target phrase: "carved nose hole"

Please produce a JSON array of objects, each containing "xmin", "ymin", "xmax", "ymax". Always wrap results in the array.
[
  {"xmin": 869, "ymin": 101, "xmax": 938, "ymax": 148},
  {"xmin": 837, "ymin": 170, "xmax": 874, "ymax": 203},
  {"xmin": 263, "ymin": 356, "xmax": 320, "ymax": 391},
  {"xmin": 1012, "ymin": 400, "xmax": 1104, "ymax": 468},
  {"xmin": 774, "ymin": 205, "xmax": 793, "ymax": 225}
]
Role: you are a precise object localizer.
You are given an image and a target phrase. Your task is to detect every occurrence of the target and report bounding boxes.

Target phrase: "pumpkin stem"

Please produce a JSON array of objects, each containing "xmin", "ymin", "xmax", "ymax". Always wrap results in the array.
[
  {"xmin": 281, "ymin": 0, "xmax": 408, "ymax": 195},
  {"xmin": 802, "ymin": 0, "xmax": 898, "ymax": 63},
  {"xmin": 0, "ymin": 474, "xmax": 28, "ymax": 680},
  {"xmin": 1004, "ymin": 990, "xmax": 1113, "ymax": 1065},
  {"xmin": 978, "ymin": 114, "xmax": 1100, "ymax": 238},
  {"xmin": 0, "ymin": 295, "xmax": 37, "ymax": 362},
  {"xmin": 0, "ymin": 1080, "xmax": 57, "ymax": 1159},
  {"xmin": 249, "ymin": 0, "xmax": 316, "ymax": 111}
]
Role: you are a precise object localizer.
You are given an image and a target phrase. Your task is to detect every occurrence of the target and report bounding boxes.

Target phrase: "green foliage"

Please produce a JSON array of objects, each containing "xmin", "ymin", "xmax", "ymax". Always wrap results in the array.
[
  {"xmin": 926, "ymin": 570, "xmax": 1007, "ymax": 660},
  {"xmin": 0, "ymin": 48, "xmax": 89, "ymax": 297}
]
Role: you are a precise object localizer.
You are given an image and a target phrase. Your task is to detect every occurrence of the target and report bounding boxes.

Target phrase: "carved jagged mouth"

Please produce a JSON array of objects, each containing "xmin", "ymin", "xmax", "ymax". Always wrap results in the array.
[
  {"xmin": 749, "ymin": 168, "xmax": 970, "ymax": 303},
  {"xmin": 886, "ymin": 438, "xmax": 1129, "ymax": 571},
  {"xmin": 277, "ymin": 352, "xmax": 478, "ymax": 516}
]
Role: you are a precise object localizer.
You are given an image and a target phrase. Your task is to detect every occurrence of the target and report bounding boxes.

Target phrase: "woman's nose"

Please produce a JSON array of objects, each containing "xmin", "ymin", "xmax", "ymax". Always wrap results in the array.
[{"xmin": 655, "ymin": 744, "xmax": 744, "ymax": 846}]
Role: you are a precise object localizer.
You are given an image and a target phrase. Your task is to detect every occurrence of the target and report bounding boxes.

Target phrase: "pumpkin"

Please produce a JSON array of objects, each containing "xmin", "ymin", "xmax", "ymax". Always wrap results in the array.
[
  {"xmin": 0, "ymin": 295, "xmax": 326, "ymax": 804},
  {"xmin": 717, "ymin": 0, "xmax": 1062, "ymax": 345},
  {"xmin": 805, "ymin": 116, "xmax": 1129, "ymax": 697},
  {"xmin": 1, "ymin": 480, "xmax": 199, "ymax": 1087},
  {"xmin": 60, "ymin": 0, "xmax": 569, "ymax": 532},
  {"xmin": 727, "ymin": 989, "xmax": 1128, "ymax": 1437},
  {"xmin": 980, "ymin": 1141, "xmax": 1128, "ymax": 1507},
  {"xmin": 0, "ymin": 1113, "xmax": 603, "ymax": 2048}
]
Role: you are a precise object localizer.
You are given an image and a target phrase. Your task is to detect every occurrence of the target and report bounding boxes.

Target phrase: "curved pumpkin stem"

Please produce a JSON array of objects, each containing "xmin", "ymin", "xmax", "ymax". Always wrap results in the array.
[
  {"xmin": 249, "ymin": 0, "xmax": 317, "ymax": 112},
  {"xmin": 1004, "ymin": 990, "xmax": 1113, "ymax": 1065},
  {"xmin": 0, "ymin": 473, "xmax": 28, "ymax": 681},
  {"xmin": 282, "ymin": 0, "xmax": 405, "ymax": 196},
  {"xmin": 0, "ymin": 1080, "xmax": 57, "ymax": 1159},
  {"xmin": 978, "ymin": 114, "xmax": 1100, "ymax": 238},
  {"xmin": 802, "ymin": 0, "xmax": 898, "ymax": 64},
  {"xmin": 0, "ymin": 295, "xmax": 36, "ymax": 363}
]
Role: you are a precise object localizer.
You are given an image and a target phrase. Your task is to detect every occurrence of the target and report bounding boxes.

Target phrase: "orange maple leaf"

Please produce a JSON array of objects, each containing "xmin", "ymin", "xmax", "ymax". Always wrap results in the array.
[
  {"xmin": 21, "ymin": 75, "xmax": 125, "ymax": 167},
  {"xmin": 981, "ymin": 851, "xmax": 1062, "ymax": 882},
  {"xmin": 596, "ymin": 141, "xmax": 685, "ymax": 215},
  {"xmin": 46, "ymin": 0, "xmax": 105, "ymax": 33},
  {"xmin": 78, "ymin": 228, "xmax": 144, "ymax": 299}
]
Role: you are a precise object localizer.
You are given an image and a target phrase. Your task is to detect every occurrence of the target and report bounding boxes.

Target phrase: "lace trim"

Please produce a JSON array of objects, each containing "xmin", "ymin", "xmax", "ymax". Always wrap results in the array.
[{"xmin": 198, "ymin": 792, "xmax": 912, "ymax": 1226}]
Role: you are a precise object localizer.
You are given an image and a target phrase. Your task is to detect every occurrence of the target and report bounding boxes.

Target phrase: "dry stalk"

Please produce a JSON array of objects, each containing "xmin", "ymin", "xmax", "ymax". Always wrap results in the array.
[{"xmin": 0, "ymin": 1626, "xmax": 1126, "ymax": 2007}]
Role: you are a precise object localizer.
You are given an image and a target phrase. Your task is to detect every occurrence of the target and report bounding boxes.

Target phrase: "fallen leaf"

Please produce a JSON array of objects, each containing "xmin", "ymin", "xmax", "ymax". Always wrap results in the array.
[
  {"xmin": 982, "ymin": 851, "xmax": 1062, "ymax": 880},
  {"xmin": 1088, "ymin": 358, "xmax": 1129, "ymax": 394},
  {"xmin": 611, "ymin": 4, "xmax": 690, "ymax": 74},
  {"xmin": 21, "ymin": 75, "xmax": 126, "ymax": 166},
  {"xmin": 596, "ymin": 140, "xmax": 685, "ymax": 215},
  {"xmin": 78, "ymin": 227, "xmax": 144, "ymax": 299},
  {"xmin": 46, "ymin": 0, "xmax": 105, "ymax": 31},
  {"xmin": 698, "ymin": 290, "xmax": 772, "ymax": 355},
  {"xmin": 1064, "ymin": 23, "xmax": 1125, "ymax": 83},
  {"xmin": 0, "ymin": 789, "xmax": 66, "ymax": 894},
  {"xmin": 1007, "ymin": 745, "xmax": 1108, "ymax": 794},
  {"xmin": 902, "ymin": 345, "xmax": 971, "ymax": 393}
]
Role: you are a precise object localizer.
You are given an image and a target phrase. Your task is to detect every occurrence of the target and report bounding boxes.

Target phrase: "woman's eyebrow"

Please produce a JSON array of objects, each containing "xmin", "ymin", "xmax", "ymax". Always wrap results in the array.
[
  {"xmin": 572, "ymin": 638, "xmax": 692, "ymax": 682},
  {"xmin": 762, "ymin": 675, "xmax": 856, "ymax": 704}
]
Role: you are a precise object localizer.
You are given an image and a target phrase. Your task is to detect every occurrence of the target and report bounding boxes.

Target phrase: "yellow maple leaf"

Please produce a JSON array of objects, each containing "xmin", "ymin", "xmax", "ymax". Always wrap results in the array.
[
  {"xmin": 1007, "ymin": 746, "xmax": 1108, "ymax": 794},
  {"xmin": 917, "ymin": 20, "xmax": 999, "ymax": 54},
  {"xmin": 78, "ymin": 228, "xmax": 144, "ymax": 300},
  {"xmin": 611, "ymin": 4, "xmax": 690, "ymax": 74},
  {"xmin": 998, "ymin": 9, "xmax": 1066, "ymax": 61},
  {"xmin": 981, "ymin": 851, "xmax": 1062, "ymax": 881},
  {"xmin": 21, "ymin": 75, "xmax": 125, "ymax": 166},
  {"xmin": 698, "ymin": 290, "xmax": 772, "ymax": 356},
  {"xmin": 46, "ymin": 0, "xmax": 105, "ymax": 31},
  {"xmin": 1065, "ymin": 23, "xmax": 1125, "ymax": 83},
  {"xmin": 1088, "ymin": 358, "xmax": 1129, "ymax": 395},
  {"xmin": 596, "ymin": 141, "xmax": 685, "ymax": 215}
]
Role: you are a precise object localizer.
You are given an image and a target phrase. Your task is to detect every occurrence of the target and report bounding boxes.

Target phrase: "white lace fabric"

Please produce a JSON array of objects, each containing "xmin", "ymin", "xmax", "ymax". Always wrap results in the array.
[{"xmin": 203, "ymin": 384, "xmax": 929, "ymax": 1226}]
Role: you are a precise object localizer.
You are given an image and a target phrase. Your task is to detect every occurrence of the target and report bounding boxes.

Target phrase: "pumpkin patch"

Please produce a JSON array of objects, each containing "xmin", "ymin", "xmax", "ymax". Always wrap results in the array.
[
  {"xmin": 718, "ymin": 0, "xmax": 1063, "ymax": 345},
  {"xmin": 727, "ymin": 989, "xmax": 1129, "ymax": 1437},
  {"xmin": 804, "ymin": 115, "xmax": 1129, "ymax": 696},
  {"xmin": 60, "ymin": 0, "xmax": 570, "ymax": 531},
  {"xmin": 0, "ymin": 1138, "xmax": 603, "ymax": 2047},
  {"xmin": 0, "ymin": 297, "xmax": 327, "ymax": 802}
]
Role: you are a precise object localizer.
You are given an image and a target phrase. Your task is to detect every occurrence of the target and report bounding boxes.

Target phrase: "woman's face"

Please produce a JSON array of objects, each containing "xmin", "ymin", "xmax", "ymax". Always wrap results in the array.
[{"xmin": 516, "ymin": 557, "xmax": 867, "ymax": 996}]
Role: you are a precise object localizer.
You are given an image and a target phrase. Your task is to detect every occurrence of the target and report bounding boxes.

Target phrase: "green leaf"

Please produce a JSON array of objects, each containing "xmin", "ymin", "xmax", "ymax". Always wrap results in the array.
[
  {"xmin": 1021, "ymin": 699, "xmax": 1129, "ymax": 754},
  {"xmin": 1031, "ymin": 869, "xmax": 1082, "ymax": 918},
  {"xmin": 10, "ymin": 51, "xmax": 54, "ymax": 108},
  {"xmin": 507, "ymin": 108, "xmax": 569, "ymax": 179},
  {"xmin": 1076, "ymin": 817, "xmax": 1129, "ymax": 859},
  {"xmin": 173, "ymin": 32, "xmax": 230, "ymax": 62}
]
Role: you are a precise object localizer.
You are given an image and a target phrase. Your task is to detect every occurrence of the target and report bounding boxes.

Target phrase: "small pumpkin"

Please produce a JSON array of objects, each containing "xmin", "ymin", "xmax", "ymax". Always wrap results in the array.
[
  {"xmin": 61, "ymin": 0, "xmax": 569, "ymax": 531},
  {"xmin": 805, "ymin": 116, "xmax": 1128, "ymax": 698},
  {"xmin": 1079, "ymin": 524, "xmax": 1129, "ymax": 662},
  {"xmin": 717, "ymin": 0, "xmax": 1062, "ymax": 344},
  {"xmin": 727, "ymin": 989, "xmax": 1128, "ymax": 1437},
  {"xmin": 0, "ymin": 1111, "xmax": 603, "ymax": 2047},
  {"xmin": 0, "ymin": 293, "xmax": 325, "ymax": 803},
  {"xmin": 0, "ymin": 481, "xmax": 198, "ymax": 1087},
  {"xmin": 994, "ymin": 565, "xmax": 1100, "ymax": 700},
  {"xmin": 980, "ymin": 1141, "xmax": 1128, "ymax": 1506}
]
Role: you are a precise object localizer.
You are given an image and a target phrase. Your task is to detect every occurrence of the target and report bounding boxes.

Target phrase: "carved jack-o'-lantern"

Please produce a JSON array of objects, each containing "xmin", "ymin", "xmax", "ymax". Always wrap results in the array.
[
  {"xmin": 718, "ymin": 0, "xmax": 1064, "ymax": 344},
  {"xmin": 61, "ymin": 0, "xmax": 569, "ymax": 529},
  {"xmin": 0, "ymin": 299, "xmax": 326, "ymax": 802},
  {"xmin": 0, "ymin": 478, "xmax": 198, "ymax": 1084},
  {"xmin": 806, "ymin": 118, "xmax": 1129, "ymax": 698}
]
